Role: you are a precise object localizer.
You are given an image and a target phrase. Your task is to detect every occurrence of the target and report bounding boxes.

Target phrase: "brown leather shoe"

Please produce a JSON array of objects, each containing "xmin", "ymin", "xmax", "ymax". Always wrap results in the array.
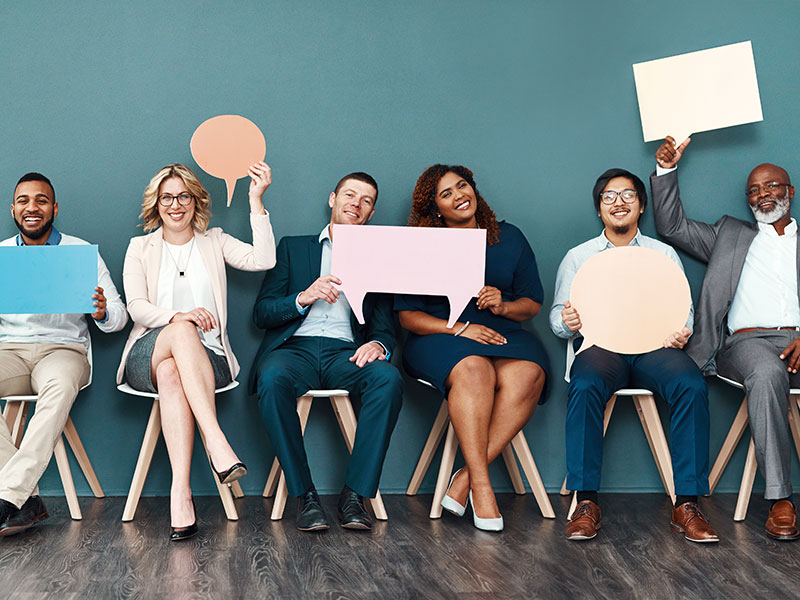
[
  {"xmin": 765, "ymin": 500, "xmax": 800, "ymax": 541},
  {"xmin": 671, "ymin": 502, "xmax": 719, "ymax": 543},
  {"xmin": 566, "ymin": 500, "xmax": 601, "ymax": 541}
]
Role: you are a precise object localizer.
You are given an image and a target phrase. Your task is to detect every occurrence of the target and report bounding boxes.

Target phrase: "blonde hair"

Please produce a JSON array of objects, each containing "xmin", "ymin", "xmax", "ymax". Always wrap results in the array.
[{"xmin": 140, "ymin": 164, "xmax": 212, "ymax": 232}]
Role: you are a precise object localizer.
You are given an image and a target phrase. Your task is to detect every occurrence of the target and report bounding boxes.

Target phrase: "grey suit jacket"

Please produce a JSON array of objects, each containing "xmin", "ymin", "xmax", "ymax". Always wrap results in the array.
[{"xmin": 650, "ymin": 169, "xmax": 800, "ymax": 374}]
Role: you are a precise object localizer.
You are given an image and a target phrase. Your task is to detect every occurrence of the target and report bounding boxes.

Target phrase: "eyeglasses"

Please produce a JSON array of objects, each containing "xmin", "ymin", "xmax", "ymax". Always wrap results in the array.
[
  {"xmin": 599, "ymin": 189, "xmax": 637, "ymax": 205},
  {"xmin": 158, "ymin": 192, "xmax": 194, "ymax": 207},
  {"xmin": 745, "ymin": 182, "xmax": 790, "ymax": 197}
]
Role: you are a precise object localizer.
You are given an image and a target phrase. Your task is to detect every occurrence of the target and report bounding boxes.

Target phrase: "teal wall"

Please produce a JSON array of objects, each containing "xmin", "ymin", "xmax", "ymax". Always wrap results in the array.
[{"xmin": 2, "ymin": 0, "xmax": 799, "ymax": 497}]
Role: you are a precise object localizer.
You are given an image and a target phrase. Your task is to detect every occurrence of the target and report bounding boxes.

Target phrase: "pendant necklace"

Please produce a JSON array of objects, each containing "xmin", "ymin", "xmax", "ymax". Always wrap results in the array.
[{"xmin": 164, "ymin": 237, "xmax": 195, "ymax": 277}]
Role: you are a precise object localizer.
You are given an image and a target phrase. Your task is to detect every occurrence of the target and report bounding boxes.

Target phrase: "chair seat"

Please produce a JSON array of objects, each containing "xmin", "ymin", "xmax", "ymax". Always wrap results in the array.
[{"xmin": 116, "ymin": 380, "xmax": 239, "ymax": 398}]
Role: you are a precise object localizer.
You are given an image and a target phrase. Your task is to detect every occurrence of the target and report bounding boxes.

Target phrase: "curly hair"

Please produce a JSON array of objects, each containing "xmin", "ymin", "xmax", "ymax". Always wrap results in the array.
[
  {"xmin": 408, "ymin": 164, "xmax": 500, "ymax": 245},
  {"xmin": 140, "ymin": 164, "xmax": 212, "ymax": 233}
]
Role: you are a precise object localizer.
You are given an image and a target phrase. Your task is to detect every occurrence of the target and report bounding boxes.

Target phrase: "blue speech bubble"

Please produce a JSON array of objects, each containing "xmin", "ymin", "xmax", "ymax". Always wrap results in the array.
[{"xmin": 0, "ymin": 245, "xmax": 98, "ymax": 314}]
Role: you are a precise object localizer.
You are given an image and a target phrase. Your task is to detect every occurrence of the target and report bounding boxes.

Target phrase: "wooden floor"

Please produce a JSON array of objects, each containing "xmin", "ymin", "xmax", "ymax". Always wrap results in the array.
[{"xmin": 0, "ymin": 493, "xmax": 797, "ymax": 599}]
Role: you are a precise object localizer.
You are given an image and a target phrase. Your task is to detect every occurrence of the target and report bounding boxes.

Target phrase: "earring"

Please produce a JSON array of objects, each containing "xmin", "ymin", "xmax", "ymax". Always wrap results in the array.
[{"xmin": 436, "ymin": 212, "xmax": 441, "ymax": 218}]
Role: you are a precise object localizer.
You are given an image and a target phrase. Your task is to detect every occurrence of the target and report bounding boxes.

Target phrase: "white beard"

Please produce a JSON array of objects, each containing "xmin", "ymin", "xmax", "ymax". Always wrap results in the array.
[{"xmin": 750, "ymin": 192, "xmax": 791, "ymax": 224}]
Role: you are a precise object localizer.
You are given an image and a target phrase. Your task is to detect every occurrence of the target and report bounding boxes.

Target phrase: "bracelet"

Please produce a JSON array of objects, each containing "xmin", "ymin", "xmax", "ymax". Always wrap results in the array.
[{"xmin": 454, "ymin": 321, "xmax": 470, "ymax": 336}]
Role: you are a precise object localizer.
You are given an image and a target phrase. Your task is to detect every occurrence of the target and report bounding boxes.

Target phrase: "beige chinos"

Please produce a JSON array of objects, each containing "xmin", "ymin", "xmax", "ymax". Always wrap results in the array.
[{"xmin": 0, "ymin": 343, "xmax": 90, "ymax": 508}]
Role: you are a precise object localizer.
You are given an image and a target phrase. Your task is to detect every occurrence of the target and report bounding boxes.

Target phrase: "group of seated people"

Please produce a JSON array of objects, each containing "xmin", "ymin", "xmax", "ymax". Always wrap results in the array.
[{"xmin": 0, "ymin": 136, "xmax": 798, "ymax": 547}]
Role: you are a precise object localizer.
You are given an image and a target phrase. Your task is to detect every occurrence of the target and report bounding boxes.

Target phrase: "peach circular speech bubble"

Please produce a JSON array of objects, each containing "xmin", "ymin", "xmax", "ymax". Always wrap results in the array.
[
  {"xmin": 570, "ymin": 246, "xmax": 691, "ymax": 355},
  {"xmin": 190, "ymin": 115, "xmax": 266, "ymax": 206}
]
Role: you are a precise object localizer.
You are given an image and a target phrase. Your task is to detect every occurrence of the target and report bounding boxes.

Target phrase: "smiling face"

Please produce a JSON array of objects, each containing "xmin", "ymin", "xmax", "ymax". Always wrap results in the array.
[
  {"xmin": 328, "ymin": 178, "xmax": 376, "ymax": 226},
  {"xmin": 157, "ymin": 176, "xmax": 196, "ymax": 235},
  {"xmin": 434, "ymin": 171, "xmax": 478, "ymax": 228},
  {"xmin": 746, "ymin": 163, "xmax": 794, "ymax": 226},
  {"xmin": 598, "ymin": 176, "xmax": 643, "ymax": 236},
  {"xmin": 12, "ymin": 180, "xmax": 58, "ymax": 244}
]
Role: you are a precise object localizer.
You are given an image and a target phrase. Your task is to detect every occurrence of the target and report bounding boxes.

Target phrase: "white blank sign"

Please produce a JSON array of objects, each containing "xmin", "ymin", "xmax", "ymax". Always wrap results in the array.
[{"xmin": 633, "ymin": 41, "xmax": 763, "ymax": 144}]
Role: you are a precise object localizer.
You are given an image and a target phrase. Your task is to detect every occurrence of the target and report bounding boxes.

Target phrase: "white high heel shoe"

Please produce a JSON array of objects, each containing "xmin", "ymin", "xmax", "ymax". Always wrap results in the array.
[
  {"xmin": 440, "ymin": 468, "xmax": 467, "ymax": 517},
  {"xmin": 469, "ymin": 491, "xmax": 503, "ymax": 532}
]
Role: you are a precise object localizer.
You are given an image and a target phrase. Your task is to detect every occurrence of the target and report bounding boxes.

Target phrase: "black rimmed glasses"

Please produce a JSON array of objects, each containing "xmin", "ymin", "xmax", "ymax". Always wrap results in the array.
[
  {"xmin": 599, "ymin": 189, "xmax": 637, "ymax": 205},
  {"xmin": 745, "ymin": 182, "xmax": 790, "ymax": 197},
  {"xmin": 158, "ymin": 192, "xmax": 194, "ymax": 207}
]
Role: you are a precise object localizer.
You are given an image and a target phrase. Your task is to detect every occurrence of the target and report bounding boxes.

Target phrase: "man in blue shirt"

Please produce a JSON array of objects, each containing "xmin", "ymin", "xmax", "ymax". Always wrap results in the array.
[
  {"xmin": 0, "ymin": 172, "xmax": 126, "ymax": 536},
  {"xmin": 550, "ymin": 168, "xmax": 717, "ymax": 543},
  {"xmin": 249, "ymin": 172, "xmax": 402, "ymax": 532}
]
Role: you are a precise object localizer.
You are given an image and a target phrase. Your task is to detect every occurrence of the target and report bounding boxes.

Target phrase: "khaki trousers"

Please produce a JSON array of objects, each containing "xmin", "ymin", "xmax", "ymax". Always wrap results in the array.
[{"xmin": 0, "ymin": 343, "xmax": 90, "ymax": 508}]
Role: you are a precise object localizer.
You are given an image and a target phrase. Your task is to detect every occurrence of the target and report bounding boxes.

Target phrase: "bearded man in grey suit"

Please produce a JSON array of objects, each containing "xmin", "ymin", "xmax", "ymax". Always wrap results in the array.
[{"xmin": 651, "ymin": 136, "xmax": 800, "ymax": 541}]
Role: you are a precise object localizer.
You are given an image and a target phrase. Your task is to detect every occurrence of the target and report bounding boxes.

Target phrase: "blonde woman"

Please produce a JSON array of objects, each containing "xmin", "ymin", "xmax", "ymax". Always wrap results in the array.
[{"xmin": 117, "ymin": 162, "xmax": 276, "ymax": 540}]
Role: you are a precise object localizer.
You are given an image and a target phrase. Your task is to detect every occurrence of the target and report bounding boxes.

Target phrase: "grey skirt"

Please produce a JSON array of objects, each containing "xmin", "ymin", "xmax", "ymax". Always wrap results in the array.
[{"xmin": 125, "ymin": 326, "xmax": 232, "ymax": 393}]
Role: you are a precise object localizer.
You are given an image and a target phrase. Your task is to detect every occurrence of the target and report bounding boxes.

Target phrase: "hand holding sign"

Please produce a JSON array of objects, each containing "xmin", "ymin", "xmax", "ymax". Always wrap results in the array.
[
  {"xmin": 190, "ymin": 115, "xmax": 267, "ymax": 206},
  {"xmin": 569, "ymin": 246, "xmax": 691, "ymax": 355},
  {"xmin": 330, "ymin": 225, "xmax": 486, "ymax": 329},
  {"xmin": 633, "ymin": 41, "xmax": 763, "ymax": 145}
]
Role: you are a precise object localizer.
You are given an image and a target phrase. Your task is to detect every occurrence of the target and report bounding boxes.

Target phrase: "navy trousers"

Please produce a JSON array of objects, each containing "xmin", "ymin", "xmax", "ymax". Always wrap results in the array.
[
  {"xmin": 565, "ymin": 345, "xmax": 710, "ymax": 495},
  {"xmin": 254, "ymin": 336, "xmax": 403, "ymax": 498}
]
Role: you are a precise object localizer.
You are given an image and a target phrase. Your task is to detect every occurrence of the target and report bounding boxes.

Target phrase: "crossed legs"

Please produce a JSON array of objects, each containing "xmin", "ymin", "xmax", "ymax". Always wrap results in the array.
[
  {"xmin": 150, "ymin": 322, "xmax": 240, "ymax": 527},
  {"xmin": 444, "ymin": 356, "xmax": 545, "ymax": 519}
]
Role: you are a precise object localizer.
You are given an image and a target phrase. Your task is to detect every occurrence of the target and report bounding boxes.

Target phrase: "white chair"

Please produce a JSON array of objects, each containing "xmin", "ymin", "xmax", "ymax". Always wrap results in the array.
[
  {"xmin": 559, "ymin": 341, "xmax": 675, "ymax": 519},
  {"xmin": 0, "ymin": 346, "xmax": 103, "ymax": 520},
  {"xmin": 708, "ymin": 375, "xmax": 800, "ymax": 521},
  {"xmin": 262, "ymin": 389, "xmax": 388, "ymax": 521},
  {"xmin": 406, "ymin": 379, "xmax": 556, "ymax": 520},
  {"xmin": 118, "ymin": 380, "xmax": 244, "ymax": 522}
]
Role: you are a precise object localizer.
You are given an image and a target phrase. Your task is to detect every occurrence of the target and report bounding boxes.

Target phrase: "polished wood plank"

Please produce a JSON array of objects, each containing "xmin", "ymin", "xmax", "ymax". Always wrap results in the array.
[{"xmin": 0, "ymin": 494, "xmax": 798, "ymax": 599}]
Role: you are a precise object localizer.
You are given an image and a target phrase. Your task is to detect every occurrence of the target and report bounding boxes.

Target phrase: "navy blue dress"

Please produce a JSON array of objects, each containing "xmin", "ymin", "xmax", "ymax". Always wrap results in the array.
[{"xmin": 395, "ymin": 221, "xmax": 551, "ymax": 402}]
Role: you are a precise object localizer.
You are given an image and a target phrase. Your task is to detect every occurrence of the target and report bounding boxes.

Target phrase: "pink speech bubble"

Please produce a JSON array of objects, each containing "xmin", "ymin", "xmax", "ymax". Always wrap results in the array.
[
  {"xmin": 190, "ymin": 115, "xmax": 266, "ymax": 206},
  {"xmin": 330, "ymin": 225, "xmax": 486, "ymax": 328},
  {"xmin": 570, "ymin": 246, "xmax": 691, "ymax": 355}
]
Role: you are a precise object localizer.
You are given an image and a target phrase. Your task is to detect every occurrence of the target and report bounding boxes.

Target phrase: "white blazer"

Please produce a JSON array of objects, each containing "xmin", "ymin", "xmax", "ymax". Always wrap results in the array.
[{"xmin": 116, "ymin": 212, "xmax": 276, "ymax": 384}]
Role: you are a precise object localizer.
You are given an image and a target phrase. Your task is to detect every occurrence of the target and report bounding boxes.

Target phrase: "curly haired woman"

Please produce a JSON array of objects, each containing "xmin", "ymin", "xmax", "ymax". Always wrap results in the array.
[{"xmin": 396, "ymin": 164, "xmax": 550, "ymax": 532}]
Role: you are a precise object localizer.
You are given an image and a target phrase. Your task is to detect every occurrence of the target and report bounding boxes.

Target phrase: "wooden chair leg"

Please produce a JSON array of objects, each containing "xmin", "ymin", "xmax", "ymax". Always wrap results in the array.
[
  {"xmin": 633, "ymin": 394, "xmax": 676, "ymax": 503},
  {"xmin": 511, "ymin": 431, "xmax": 556, "ymax": 519},
  {"xmin": 122, "ymin": 400, "xmax": 162, "ymax": 522},
  {"xmin": 430, "ymin": 423, "xmax": 458, "ymax": 519},
  {"xmin": 9, "ymin": 403, "xmax": 30, "ymax": 448},
  {"xmin": 53, "ymin": 435, "xmax": 81, "ymax": 520},
  {"xmin": 330, "ymin": 395, "xmax": 388, "ymax": 520},
  {"xmin": 568, "ymin": 492, "xmax": 578, "ymax": 521},
  {"xmin": 502, "ymin": 444, "xmax": 526, "ymax": 495},
  {"xmin": 787, "ymin": 395, "xmax": 800, "ymax": 464},
  {"xmin": 62, "ymin": 417, "xmax": 104, "ymax": 498},
  {"xmin": 263, "ymin": 457, "xmax": 281, "ymax": 497},
  {"xmin": 406, "ymin": 400, "xmax": 449, "ymax": 495},
  {"xmin": 734, "ymin": 438, "xmax": 757, "ymax": 521},
  {"xmin": 230, "ymin": 480, "xmax": 244, "ymax": 498},
  {"xmin": 200, "ymin": 431, "xmax": 239, "ymax": 521},
  {"xmin": 561, "ymin": 394, "xmax": 617, "ymax": 496},
  {"xmin": 271, "ymin": 394, "xmax": 314, "ymax": 521},
  {"xmin": 708, "ymin": 397, "xmax": 749, "ymax": 493}
]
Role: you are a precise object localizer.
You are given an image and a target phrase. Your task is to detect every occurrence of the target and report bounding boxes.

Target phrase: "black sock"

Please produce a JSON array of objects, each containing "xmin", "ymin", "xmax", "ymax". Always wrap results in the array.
[
  {"xmin": 771, "ymin": 496, "xmax": 794, "ymax": 508},
  {"xmin": 577, "ymin": 490, "xmax": 598, "ymax": 505},
  {"xmin": 675, "ymin": 495, "xmax": 698, "ymax": 507}
]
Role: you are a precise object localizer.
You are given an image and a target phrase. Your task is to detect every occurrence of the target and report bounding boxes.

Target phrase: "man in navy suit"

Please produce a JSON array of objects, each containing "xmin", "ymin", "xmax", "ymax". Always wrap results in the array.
[{"xmin": 250, "ymin": 172, "xmax": 402, "ymax": 532}]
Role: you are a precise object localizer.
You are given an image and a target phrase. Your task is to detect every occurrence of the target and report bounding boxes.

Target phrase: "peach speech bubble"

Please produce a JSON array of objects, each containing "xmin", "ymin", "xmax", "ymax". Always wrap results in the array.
[
  {"xmin": 330, "ymin": 224, "xmax": 486, "ymax": 328},
  {"xmin": 190, "ymin": 115, "xmax": 266, "ymax": 206},
  {"xmin": 570, "ymin": 246, "xmax": 691, "ymax": 355}
]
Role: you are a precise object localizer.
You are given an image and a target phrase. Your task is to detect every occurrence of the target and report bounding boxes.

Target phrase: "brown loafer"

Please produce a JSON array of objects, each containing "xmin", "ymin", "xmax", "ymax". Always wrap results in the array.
[
  {"xmin": 765, "ymin": 500, "xmax": 800, "ymax": 541},
  {"xmin": 671, "ymin": 502, "xmax": 719, "ymax": 543},
  {"xmin": 566, "ymin": 500, "xmax": 601, "ymax": 541}
]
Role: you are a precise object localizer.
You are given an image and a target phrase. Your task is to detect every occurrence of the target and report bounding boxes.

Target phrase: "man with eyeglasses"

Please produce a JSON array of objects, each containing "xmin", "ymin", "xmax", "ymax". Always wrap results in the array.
[
  {"xmin": 0, "ymin": 172, "xmax": 127, "ymax": 535},
  {"xmin": 653, "ymin": 136, "xmax": 800, "ymax": 541},
  {"xmin": 550, "ymin": 167, "xmax": 717, "ymax": 543}
]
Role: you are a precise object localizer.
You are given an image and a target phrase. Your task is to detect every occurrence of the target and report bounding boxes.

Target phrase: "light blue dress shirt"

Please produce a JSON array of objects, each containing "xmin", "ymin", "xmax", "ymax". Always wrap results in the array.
[{"xmin": 549, "ymin": 228, "xmax": 694, "ymax": 340}]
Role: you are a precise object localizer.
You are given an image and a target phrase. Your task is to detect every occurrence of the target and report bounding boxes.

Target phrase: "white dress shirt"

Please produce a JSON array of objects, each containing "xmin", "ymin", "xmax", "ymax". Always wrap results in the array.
[{"xmin": 728, "ymin": 219, "xmax": 800, "ymax": 333}]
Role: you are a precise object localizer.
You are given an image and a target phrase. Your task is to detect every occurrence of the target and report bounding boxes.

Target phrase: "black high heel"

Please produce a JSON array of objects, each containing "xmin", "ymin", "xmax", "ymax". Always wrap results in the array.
[
  {"xmin": 215, "ymin": 462, "xmax": 247, "ymax": 485},
  {"xmin": 170, "ymin": 498, "xmax": 198, "ymax": 542}
]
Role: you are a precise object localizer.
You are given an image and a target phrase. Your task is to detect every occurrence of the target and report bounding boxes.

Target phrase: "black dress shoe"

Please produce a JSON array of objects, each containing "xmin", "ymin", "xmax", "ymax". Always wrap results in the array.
[
  {"xmin": 296, "ymin": 488, "xmax": 329, "ymax": 532},
  {"xmin": 338, "ymin": 486, "xmax": 372, "ymax": 531},
  {"xmin": 215, "ymin": 462, "xmax": 247, "ymax": 485},
  {"xmin": 170, "ymin": 498, "xmax": 198, "ymax": 542},
  {"xmin": 0, "ymin": 496, "xmax": 48, "ymax": 537}
]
